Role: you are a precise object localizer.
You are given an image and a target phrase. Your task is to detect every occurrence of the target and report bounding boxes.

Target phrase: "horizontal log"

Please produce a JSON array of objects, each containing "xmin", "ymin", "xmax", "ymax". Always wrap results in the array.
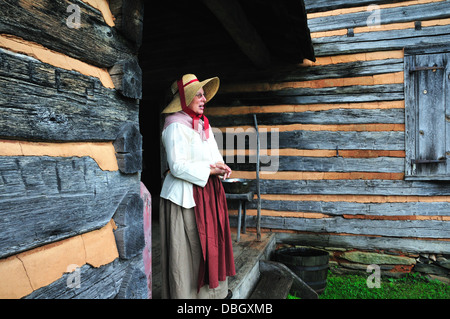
[
  {"xmin": 0, "ymin": 156, "xmax": 139, "ymax": 259},
  {"xmin": 304, "ymin": 0, "xmax": 410, "ymax": 13},
  {"xmin": 109, "ymin": 0, "xmax": 144, "ymax": 49},
  {"xmin": 226, "ymin": 156, "xmax": 404, "ymax": 173},
  {"xmin": 256, "ymin": 179, "xmax": 450, "ymax": 196},
  {"xmin": 239, "ymin": 199, "xmax": 450, "ymax": 217},
  {"xmin": 210, "ymin": 108, "xmax": 405, "ymax": 127},
  {"xmin": 313, "ymin": 25, "xmax": 450, "ymax": 57},
  {"xmin": 275, "ymin": 232, "xmax": 450, "ymax": 254},
  {"xmin": 218, "ymin": 130, "xmax": 404, "ymax": 150},
  {"xmin": 268, "ymin": 58, "xmax": 404, "ymax": 83},
  {"xmin": 25, "ymin": 256, "xmax": 146, "ymax": 299},
  {"xmin": 0, "ymin": 49, "xmax": 138, "ymax": 141},
  {"xmin": 212, "ymin": 84, "xmax": 404, "ymax": 106},
  {"xmin": 0, "ymin": 0, "xmax": 135, "ymax": 68},
  {"xmin": 231, "ymin": 215, "xmax": 449, "ymax": 239},
  {"xmin": 308, "ymin": 1, "xmax": 450, "ymax": 32}
]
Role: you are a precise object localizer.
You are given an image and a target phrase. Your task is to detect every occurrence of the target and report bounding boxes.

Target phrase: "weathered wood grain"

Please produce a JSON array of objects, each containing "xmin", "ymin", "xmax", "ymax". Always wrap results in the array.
[
  {"xmin": 227, "ymin": 156, "xmax": 404, "ymax": 173},
  {"xmin": 109, "ymin": 58, "xmax": 142, "ymax": 99},
  {"xmin": 0, "ymin": 0, "xmax": 135, "ymax": 68},
  {"xmin": 220, "ymin": 130, "xmax": 404, "ymax": 150},
  {"xmin": 304, "ymin": 0, "xmax": 410, "ymax": 13},
  {"xmin": 257, "ymin": 179, "xmax": 450, "ymax": 196},
  {"xmin": 113, "ymin": 123, "xmax": 143, "ymax": 174},
  {"xmin": 113, "ymin": 192, "xmax": 145, "ymax": 260},
  {"xmin": 0, "ymin": 49, "xmax": 138, "ymax": 141},
  {"xmin": 24, "ymin": 255, "xmax": 146, "ymax": 299},
  {"xmin": 236, "ymin": 199, "xmax": 450, "ymax": 217},
  {"xmin": 313, "ymin": 25, "xmax": 450, "ymax": 57},
  {"xmin": 0, "ymin": 156, "xmax": 139, "ymax": 259},
  {"xmin": 212, "ymin": 84, "xmax": 404, "ymax": 106},
  {"xmin": 404, "ymin": 51, "xmax": 450, "ymax": 179},
  {"xmin": 276, "ymin": 232, "xmax": 449, "ymax": 254},
  {"xmin": 210, "ymin": 108, "xmax": 405, "ymax": 127},
  {"xmin": 109, "ymin": 0, "xmax": 144, "ymax": 50},
  {"xmin": 308, "ymin": 1, "xmax": 450, "ymax": 32},
  {"xmin": 269, "ymin": 58, "xmax": 404, "ymax": 82},
  {"xmin": 230, "ymin": 215, "xmax": 449, "ymax": 239}
]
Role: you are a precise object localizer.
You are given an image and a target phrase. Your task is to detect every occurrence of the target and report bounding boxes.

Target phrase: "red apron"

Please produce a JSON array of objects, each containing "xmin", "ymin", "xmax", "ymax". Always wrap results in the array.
[{"xmin": 193, "ymin": 176, "xmax": 236, "ymax": 291}]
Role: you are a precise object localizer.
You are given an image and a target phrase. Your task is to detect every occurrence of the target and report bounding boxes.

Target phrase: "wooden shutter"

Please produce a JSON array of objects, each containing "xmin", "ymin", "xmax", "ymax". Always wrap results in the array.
[{"xmin": 405, "ymin": 48, "xmax": 449, "ymax": 180}]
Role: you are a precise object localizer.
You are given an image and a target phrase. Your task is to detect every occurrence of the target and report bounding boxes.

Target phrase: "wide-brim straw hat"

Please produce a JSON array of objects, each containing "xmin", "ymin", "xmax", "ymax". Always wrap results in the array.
[{"xmin": 161, "ymin": 74, "xmax": 220, "ymax": 114}]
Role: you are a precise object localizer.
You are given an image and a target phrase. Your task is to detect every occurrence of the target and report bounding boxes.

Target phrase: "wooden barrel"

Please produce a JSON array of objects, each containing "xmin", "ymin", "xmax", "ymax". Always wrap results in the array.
[{"xmin": 274, "ymin": 247, "xmax": 329, "ymax": 294}]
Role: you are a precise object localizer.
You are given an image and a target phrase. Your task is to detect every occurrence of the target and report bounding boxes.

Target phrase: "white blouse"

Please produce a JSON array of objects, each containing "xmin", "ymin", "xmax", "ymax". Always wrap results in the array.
[{"xmin": 160, "ymin": 122, "xmax": 224, "ymax": 208}]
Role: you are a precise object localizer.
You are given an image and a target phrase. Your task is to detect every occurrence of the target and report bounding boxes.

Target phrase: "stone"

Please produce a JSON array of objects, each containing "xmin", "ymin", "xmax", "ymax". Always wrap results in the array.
[
  {"xmin": 414, "ymin": 263, "xmax": 449, "ymax": 277},
  {"xmin": 437, "ymin": 260, "xmax": 450, "ymax": 270},
  {"xmin": 340, "ymin": 251, "xmax": 416, "ymax": 265}
]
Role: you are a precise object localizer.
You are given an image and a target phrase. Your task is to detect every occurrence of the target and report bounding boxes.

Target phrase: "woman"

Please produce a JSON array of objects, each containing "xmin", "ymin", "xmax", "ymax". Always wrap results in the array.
[{"xmin": 159, "ymin": 74, "xmax": 236, "ymax": 299}]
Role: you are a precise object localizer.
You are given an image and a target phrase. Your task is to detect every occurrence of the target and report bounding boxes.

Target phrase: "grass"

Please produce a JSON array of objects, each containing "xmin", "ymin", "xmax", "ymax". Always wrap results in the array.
[{"xmin": 288, "ymin": 271, "xmax": 450, "ymax": 299}]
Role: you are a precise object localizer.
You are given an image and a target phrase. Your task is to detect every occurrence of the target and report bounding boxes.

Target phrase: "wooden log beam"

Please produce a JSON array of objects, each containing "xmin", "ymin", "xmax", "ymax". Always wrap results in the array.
[
  {"xmin": 0, "ymin": 156, "xmax": 139, "ymax": 259},
  {"xmin": 109, "ymin": 0, "xmax": 144, "ymax": 50},
  {"xmin": 308, "ymin": 1, "xmax": 450, "ymax": 33},
  {"xmin": 211, "ymin": 84, "xmax": 404, "ymax": 106},
  {"xmin": 227, "ymin": 156, "xmax": 404, "ymax": 173},
  {"xmin": 25, "ymin": 256, "xmax": 146, "ymax": 299},
  {"xmin": 276, "ymin": 232, "xmax": 450, "ymax": 255},
  {"xmin": 202, "ymin": 0, "xmax": 271, "ymax": 68},
  {"xmin": 231, "ymin": 215, "xmax": 450, "ymax": 239},
  {"xmin": 113, "ymin": 192, "xmax": 145, "ymax": 260},
  {"xmin": 113, "ymin": 123, "xmax": 143, "ymax": 174},
  {"xmin": 209, "ymin": 108, "xmax": 405, "ymax": 127},
  {"xmin": 0, "ymin": 49, "xmax": 138, "ymax": 141},
  {"xmin": 0, "ymin": 0, "xmax": 135, "ymax": 68},
  {"xmin": 313, "ymin": 25, "xmax": 450, "ymax": 57},
  {"xmin": 109, "ymin": 58, "xmax": 142, "ymax": 99},
  {"xmin": 257, "ymin": 179, "xmax": 450, "ymax": 196}
]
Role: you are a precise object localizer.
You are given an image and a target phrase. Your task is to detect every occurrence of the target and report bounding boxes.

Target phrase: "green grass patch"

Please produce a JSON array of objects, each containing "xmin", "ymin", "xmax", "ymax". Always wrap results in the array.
[{"xmin": 288, "ymin": 272, "xmax": 450, "ymax": 299}]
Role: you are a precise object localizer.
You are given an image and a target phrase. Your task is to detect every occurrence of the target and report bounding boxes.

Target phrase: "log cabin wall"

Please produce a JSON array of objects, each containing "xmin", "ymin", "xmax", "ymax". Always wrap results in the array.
[
  {"xmin": 206, "ymin": 0, "xmax": 450, "ymax": 273},
  {"xmin": 0, "ymin": 0, "xmax": 148, "ymax": 298}
]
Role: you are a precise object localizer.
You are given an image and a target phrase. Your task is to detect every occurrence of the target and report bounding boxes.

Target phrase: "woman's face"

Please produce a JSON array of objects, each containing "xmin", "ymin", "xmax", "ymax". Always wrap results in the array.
[{"xmin": 187, "ymin": 88, "xmax": 207, "ymax": 115}]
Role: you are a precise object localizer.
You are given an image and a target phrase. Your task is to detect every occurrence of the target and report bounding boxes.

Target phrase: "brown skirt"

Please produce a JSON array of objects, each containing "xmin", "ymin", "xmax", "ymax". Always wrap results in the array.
[{"xmin": 159, "ymin": 198, "xmax": 229, "ymax": 299}]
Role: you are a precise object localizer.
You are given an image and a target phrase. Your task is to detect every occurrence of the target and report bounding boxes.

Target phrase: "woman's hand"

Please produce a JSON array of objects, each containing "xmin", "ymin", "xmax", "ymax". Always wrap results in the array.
[{"xmin": 210, "ymin": 162, "xmax": 232, "ymax": 179}]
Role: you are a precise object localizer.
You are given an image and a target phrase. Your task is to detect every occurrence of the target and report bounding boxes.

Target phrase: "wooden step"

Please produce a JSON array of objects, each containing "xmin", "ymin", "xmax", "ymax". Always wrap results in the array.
[
  {"xmin": 228, "ymin": 232, "xmax": 276, "ymax": 299},
  {"xmin": 250, "ymin": 270, "xmax": 293, "ymax": 299},
  {"xmin": 250, "ymin": 260, "xmax": 319, "ymax": 299}
]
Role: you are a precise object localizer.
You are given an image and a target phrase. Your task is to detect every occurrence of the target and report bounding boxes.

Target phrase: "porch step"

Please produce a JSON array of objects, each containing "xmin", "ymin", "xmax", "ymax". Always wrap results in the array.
[
  {"xmin": 228, "ymin": 232, "xmax": 276, "ymax": 299},
  {"xmin": 249, "ymin": 268, "xmax": 293, "ymax": 299},
  {"xmin": 251, "ymin": 260, "xmax": 319, "ymax": 299}
]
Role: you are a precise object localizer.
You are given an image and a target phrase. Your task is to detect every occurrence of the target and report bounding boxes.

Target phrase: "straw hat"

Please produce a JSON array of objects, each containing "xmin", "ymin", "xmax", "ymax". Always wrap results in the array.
[{"xmin": 161, "ymin": 74, "xmax": 220, "ymax": 114}]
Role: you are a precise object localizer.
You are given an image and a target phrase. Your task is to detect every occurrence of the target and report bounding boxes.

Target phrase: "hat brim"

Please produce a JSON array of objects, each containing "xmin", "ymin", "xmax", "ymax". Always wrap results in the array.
[{"xmin": 161, "ymin": 77, "xmax": 220, "ymax": 114}]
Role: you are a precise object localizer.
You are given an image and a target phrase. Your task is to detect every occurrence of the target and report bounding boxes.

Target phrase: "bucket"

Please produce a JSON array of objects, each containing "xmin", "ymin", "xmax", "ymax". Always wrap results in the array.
[{"xmin": 274, "ymin": 247, "xmax": 329, "ymax": 294}]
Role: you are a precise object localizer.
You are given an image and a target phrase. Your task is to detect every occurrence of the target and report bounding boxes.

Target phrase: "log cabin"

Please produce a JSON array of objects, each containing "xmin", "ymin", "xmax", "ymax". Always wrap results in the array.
[
  {"xmin": 0, "ymin": 0, "xmax": 449, "ymax": 299},
  {"xmin": 202, "ymin": 0, "xmax": 450, "ymax": 279},
  {"xmin": 141, "ymin": 0, "xmax": 449, "ymax": 284},
  {"xmin": 0, "ymin": 0, "xmax": 148, "ymax": 299}
]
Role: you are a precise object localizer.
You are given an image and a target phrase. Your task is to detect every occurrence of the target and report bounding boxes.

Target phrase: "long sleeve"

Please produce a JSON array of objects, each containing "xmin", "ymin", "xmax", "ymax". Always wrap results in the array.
[{"xmin": 163, "ymin": 123, "xmax": 211, "ymax": 187}]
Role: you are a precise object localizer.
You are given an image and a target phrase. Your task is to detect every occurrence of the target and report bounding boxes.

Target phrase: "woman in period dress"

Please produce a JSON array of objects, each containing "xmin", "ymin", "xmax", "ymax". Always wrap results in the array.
[{"xmin": 159, "ymin": 74, "xmax": 235, "ymax": 299}]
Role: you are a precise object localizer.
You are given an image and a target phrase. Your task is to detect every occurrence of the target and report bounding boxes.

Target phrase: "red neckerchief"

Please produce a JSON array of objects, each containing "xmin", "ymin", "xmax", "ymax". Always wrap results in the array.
[{"xmin": 177, "ymin": 79, "xmax": 210, "ymax": 140}]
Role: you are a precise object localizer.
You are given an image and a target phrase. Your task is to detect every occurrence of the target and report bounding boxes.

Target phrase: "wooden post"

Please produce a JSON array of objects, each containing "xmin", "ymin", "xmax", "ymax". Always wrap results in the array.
[
  {"xmin": 109, "ymin": 58, "xmax": 143, "ymax": 99},
  {"xmin": 113, "ymin": 122, "xmax": 143, "ymax": 174},
  {"xmin": 109, "ymin": 0, "xmax": 144, "ymax": 50}
]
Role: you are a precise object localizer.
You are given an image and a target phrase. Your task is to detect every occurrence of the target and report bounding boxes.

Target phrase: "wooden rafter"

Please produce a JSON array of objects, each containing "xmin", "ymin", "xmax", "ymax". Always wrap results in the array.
[{"xmin": 202, "ymin": 0, "xmax": 271, "ymax": 68}]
